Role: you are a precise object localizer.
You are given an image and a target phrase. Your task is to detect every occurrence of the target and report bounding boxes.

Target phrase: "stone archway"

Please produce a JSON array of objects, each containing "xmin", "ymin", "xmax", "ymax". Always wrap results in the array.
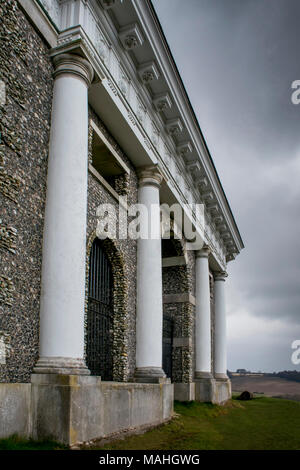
[{"xmin": 85, "ymin": 232, "xmax": 128, "ymax": 381}]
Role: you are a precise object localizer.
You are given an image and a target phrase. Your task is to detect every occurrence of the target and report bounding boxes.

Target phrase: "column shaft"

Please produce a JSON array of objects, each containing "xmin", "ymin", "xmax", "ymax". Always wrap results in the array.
[
  {"xmin": 35, "ymin": 54, "xmax": 93, "ymax": 375},
  {"xmin": 135, "ymin": 167, "xmax": 166, "ymax": 382},
  {"xmin": 214, "ymin": 272, "xmax": 228, "ymax": 378},
  {"xmin": 195, "ymin": 248, "xmax": 212, "ymax": 377}
]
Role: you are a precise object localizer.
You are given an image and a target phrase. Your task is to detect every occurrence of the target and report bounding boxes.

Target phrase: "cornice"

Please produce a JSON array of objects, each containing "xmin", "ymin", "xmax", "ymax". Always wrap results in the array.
[{"xmin": 132, "ymin": 0, "xmax": 244, "ymax": 255}]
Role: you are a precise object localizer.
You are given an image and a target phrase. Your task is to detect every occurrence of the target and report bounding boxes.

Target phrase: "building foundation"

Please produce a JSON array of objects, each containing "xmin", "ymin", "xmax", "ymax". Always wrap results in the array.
[{"xmin": 0, "ymin": 377, "xmax": 174, "ymax": 446}]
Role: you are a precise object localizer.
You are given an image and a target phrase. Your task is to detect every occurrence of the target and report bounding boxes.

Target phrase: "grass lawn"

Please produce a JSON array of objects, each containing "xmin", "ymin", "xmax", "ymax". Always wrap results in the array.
[
  {"xmin": 0, "ymin": 435, "xmax": 66, "ymax": 451},
  {"xmin": 92, "ymin": 397, "xmax": 300, "ymax": 450},
  {"xmin": 0, "ymin": 397, "xmax": 299, "ymax": 450}
]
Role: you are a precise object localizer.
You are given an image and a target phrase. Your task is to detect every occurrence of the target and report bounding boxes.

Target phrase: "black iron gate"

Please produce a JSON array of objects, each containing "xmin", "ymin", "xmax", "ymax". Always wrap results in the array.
[
  {"xmin": 162, "ymin": 314, "xmax": 174, "ymax": 380},
  {"xmin": 87, "ymin": 239, "xmax": 113, "ymax": 379}
]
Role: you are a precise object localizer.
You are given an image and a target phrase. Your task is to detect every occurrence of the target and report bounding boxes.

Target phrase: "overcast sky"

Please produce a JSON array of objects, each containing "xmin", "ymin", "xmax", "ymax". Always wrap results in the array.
[{"xmin": 152, "ymin": 0, "xmax": 300, "ymax": 372}]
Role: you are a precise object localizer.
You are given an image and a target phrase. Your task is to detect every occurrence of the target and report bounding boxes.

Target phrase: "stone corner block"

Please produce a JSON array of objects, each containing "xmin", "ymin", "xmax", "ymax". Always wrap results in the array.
[{"xmin": 174, "ymin": 382, "xmax": 195, "ymax": 402}]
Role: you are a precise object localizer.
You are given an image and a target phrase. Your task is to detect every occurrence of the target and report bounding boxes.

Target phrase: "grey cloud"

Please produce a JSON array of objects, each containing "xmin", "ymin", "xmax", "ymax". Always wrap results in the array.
[{"xmin": 152, "ymin": 0, "xmax": 300, "ymax": 370}]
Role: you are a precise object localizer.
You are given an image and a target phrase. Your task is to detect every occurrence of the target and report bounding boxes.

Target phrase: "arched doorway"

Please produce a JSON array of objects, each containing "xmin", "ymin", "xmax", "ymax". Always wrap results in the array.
[{"xmin": 86, "ymin": 238, "xmax": 113, "ymax": 379}]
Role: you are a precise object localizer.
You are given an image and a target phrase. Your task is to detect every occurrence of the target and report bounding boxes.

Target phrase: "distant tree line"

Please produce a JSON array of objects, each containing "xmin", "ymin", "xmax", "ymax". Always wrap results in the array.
[
  {"xmin": 266, "ymin": 370, "xmax": 300, "ymax": 383},
  {"xmin": 227, "ymin": 370, "xmax": 300, "ymax": 382}
]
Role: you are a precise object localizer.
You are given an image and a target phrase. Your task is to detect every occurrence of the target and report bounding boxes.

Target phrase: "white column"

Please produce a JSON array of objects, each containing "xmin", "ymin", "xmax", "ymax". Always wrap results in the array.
[
  {"xmin": 135, "ymin": 166, "xmax": 166, "ymax": 382},
  {"xmin": 34, "ymin": 54, "xmax": 94, "ymax": 375},
  {"xmin": 214, "ymin": 271, "xmax": 228, "ymax": 379},
  {"xmin": 195, "ymin": 246, "xmax": 212, "ymax": 379}
]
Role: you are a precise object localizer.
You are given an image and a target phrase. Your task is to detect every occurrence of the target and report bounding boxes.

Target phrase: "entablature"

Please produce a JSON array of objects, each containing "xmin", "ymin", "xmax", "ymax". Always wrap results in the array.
[{"xmin": 22, "ymin": 0, "xmax": 244, "ymax": 268}]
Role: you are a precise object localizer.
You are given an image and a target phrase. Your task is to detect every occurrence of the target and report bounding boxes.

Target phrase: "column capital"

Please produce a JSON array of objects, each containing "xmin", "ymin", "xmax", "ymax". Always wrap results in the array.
[
  {"xmin": 52, "ymin": 53, "xmax": 94, "ymax": 87},
  {"xmin": 137, "ymin": 165, "xmax": 164, "ymax": 188},
  {"xmin": 214, "ymin": 270, "xmax": 228, "ymax": 282},
  {"xmin": 195, "ymin": 244, "xmax": 210, "ymax": 258}
]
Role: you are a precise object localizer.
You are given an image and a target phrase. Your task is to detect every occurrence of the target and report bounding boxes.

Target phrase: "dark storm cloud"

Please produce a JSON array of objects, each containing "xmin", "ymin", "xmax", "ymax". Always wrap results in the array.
[{"xmin": 152, "ymin": 0, "xmax": 300, "ymax": 370}]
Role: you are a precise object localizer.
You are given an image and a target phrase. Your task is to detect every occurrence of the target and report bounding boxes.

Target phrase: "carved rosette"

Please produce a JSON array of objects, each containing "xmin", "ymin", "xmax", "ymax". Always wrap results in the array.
[
  {"xmin": 138, "ymin": 61, "xmax": 160, "ymax": 84},
  {"xmin": 119, "ymin": 23, "xmax": 144, "ymax": 50},
  {"xmin": 153, "ymin": 92, "xmax": 172, "ymax": 112}
]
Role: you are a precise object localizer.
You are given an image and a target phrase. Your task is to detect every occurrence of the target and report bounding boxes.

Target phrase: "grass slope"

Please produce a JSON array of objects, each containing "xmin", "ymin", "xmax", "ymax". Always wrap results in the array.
[{"xmin": 94, "ymin": 397, "xmax": 300, "ymax": 450}]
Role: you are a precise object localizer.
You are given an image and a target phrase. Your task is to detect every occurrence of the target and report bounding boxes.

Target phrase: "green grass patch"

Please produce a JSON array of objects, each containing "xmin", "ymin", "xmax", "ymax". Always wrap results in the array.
[
  {"xmin": 92, "ymin": 397, "xmax": 300, "ymax": 450},
  {"xmin": 1, "ymin": 397, "xmax": 299, "ymax": 450},
  {"xmin": 0, "ymin": 434, "xmax": 67, "ymax": 450}
]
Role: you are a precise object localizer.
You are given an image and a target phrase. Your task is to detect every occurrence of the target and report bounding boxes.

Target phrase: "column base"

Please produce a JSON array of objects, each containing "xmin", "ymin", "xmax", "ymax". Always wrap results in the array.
[
  {"xmin": 214, "ymin": 373, "xmax": 229, "ymax": 380},
  {"xmin": 214, "ymin": 375, "xmax": 231, "ymax": 404},
  {"xmin": 33, "ymin": 357, "xmax": 90, "ymax": 375},
  {"xmin": 134, "ymin": 367, "xmax": 168, "ymax": 383},
  {"xmin": 195, "ymin": 371, "xmax": 216, "ymax": 402},
  {"xmin": 174, "ymin": 382, "xmax": 195, "ymax": 401}
]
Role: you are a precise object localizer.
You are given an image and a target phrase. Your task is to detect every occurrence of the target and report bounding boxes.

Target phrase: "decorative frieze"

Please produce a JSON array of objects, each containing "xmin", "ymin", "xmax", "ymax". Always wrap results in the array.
[
  {"xmin": 95, "ymin": 31, "xmax": 109, "ymax": 65},
  {"xmin": 164, "ymin": 146, "xmax": 172, "ymax": 166},
  {"xmin": 0, "ymin": 223, "xmax": 17, "ymax": 254},
  {"xmin": 151, "ymin": 122, "xmax": 160, "ymax": 148},
  {"xmin": 118, "ymin": 66, "xmax": 130, "ymax": 97},
  {"xmin": 0, "ymin": 275, "xmax": 15, "ymax": 307},
  {"xmin": 136, "ymin": 98, "xmax": 146, "ymax": 124}
]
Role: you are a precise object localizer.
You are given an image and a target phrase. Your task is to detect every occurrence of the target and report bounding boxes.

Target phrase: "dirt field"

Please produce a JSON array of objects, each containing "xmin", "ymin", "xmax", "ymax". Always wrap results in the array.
[{"xmin": 231, "ymin": 375, "xmax": 300, "ymax": 401}]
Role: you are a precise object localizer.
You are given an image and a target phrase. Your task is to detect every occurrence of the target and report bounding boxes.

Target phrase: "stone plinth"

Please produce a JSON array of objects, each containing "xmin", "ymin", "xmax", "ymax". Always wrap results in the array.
[{"xmin": 0, "ymin": 375, "xmax": 174, "ymax": 446}]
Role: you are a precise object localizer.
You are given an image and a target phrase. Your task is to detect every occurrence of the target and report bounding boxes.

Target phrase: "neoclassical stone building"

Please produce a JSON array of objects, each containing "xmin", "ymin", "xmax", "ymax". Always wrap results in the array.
[{"xmin": 0, "ymin": 0, "xmax": 244, "ymax": 445}]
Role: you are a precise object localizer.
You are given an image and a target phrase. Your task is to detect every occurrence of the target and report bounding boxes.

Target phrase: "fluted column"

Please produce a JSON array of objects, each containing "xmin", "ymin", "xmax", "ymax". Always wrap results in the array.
[
  {"xmin": 195, "ymin": 246, "xmax": 212, "ymax": 378},
  {"xmin": 135, "ymin": 166, "xmax": 166, "ymax": 383},
  {"xmin": 34, "ymin": 53, "xmax": 94, "ymax": 375},
  {"xmin": 214, "ymin": 271, "xmax": 228, "ymax": 379}
]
